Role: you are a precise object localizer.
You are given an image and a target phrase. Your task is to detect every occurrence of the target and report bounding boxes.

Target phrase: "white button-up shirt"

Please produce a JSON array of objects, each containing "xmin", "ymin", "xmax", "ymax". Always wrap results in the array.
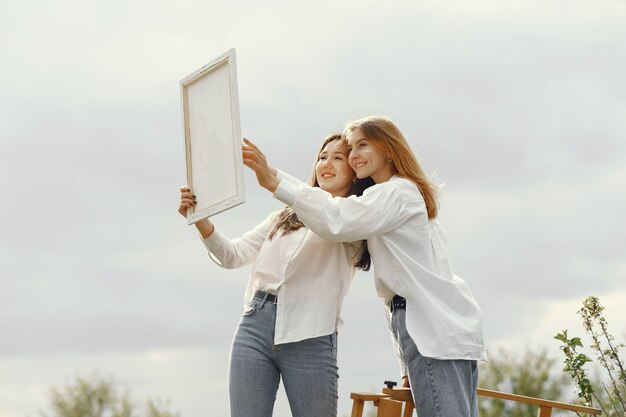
[
  {"xmin": 202, "ymin": 210, "xmax": 359, "ymax": 344},
  {"xmin": 274, "ymin": 173, "xmax": 487, "ymax": 361}
]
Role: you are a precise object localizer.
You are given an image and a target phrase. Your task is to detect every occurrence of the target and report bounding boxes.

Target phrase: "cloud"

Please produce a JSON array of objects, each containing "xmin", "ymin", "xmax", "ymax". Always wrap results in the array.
[
  {"xmin": 1, "ymin": 1, "xmax": 625, "ymax": 416},
  {"xmin": 489, "ymin": 290, "xmax": 626, "ymax": 354}
]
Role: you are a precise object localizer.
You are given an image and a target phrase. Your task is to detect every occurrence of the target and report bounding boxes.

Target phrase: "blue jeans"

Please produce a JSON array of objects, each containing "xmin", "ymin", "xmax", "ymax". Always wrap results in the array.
[
  {"xmin": 229, "ymin": 293, "xmax": 339, "ymax": 417},
  {"xmin": 391, "ymin": 308, "xmax": 478, "ymax": 417}
]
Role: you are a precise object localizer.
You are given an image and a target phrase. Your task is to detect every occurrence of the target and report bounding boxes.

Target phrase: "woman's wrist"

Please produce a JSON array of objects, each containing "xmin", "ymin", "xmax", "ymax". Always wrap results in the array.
[
  {"xmin": 195, "ymin": 219, "xmax": 215, "ymax": 239},
  {"xmin": 265, "ymin": 176, "xmax": 280, "ymax": 193}
]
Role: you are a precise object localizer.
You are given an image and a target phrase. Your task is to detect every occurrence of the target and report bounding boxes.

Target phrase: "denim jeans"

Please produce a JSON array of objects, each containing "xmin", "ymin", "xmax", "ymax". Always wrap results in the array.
[
  {"xmin": 229, "ymin": 292, "xmax": 339, "ymax": 417},
  {"xmin": 391, "ymin": 307, "xmax": 478, "ymax": 417}
]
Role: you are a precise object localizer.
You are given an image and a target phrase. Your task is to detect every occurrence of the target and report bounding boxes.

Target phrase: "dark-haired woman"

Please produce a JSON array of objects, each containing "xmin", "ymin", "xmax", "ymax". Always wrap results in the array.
[{"xmin": 178, "ymin": 133, "xmax": 373, "ymax": 417}]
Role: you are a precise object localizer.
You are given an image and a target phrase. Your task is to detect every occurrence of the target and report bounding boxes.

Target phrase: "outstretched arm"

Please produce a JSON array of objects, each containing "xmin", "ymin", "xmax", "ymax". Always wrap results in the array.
[
  {"xmin": 242, "ymin": 138, "xmax": 279, "ymax": 193},
  {"xmin": 178, "ymin": 184, "xmax": 272, "ymax": 268},
  {"xmin": 242, "ymin": 139, "xmax": 423, "ymax": 242},
  {"xmin": 178, "ymin": 186, "xmax": 214, "ymax": 238}
]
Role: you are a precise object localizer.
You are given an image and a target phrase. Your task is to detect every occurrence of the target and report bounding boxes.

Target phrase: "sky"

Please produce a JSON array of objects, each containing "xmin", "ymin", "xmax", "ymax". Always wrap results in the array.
[{"xmin": 1, "ymin": 0, "xmax": 625, "ymax": 416}]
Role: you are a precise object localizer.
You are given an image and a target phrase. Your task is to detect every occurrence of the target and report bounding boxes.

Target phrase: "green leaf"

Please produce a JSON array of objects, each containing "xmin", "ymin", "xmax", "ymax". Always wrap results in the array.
[{"xmin": 554, "ymin": 332, "xmax": 568, "ymax": 343}]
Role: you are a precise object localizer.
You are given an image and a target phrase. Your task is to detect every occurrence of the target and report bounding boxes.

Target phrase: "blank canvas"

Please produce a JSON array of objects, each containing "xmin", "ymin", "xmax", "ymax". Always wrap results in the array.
[{"xmin": 180, "ymin": 49, "xmax": 245, "ymax": 224}]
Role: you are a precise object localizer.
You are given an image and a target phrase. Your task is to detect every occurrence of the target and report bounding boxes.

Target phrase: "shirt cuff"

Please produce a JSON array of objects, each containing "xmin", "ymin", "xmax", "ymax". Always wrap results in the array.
[
  {"xmin": 201, "ymin": 228, "xmax": 224, "ymax": 252},
  {"xmin": 275, "ymin": 169, "xmax": 288, "ymax": 182},
  {"xmin": 201, "ymin": 229, "xmax": 227, "ymax": 267},
  {"xmin": 273, "ymin": 178, "xmax": 299, "ymax": 206},
  {"xmin": 276, "ymin": 169, "xmax": 302, "ymax": 185}
]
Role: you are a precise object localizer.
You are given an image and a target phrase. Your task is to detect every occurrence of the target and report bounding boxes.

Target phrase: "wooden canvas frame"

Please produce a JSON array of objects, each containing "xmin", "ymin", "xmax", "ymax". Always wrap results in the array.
[{"xmin": 180, "ymin": 49, "xmax": 245, "ymax": 224}]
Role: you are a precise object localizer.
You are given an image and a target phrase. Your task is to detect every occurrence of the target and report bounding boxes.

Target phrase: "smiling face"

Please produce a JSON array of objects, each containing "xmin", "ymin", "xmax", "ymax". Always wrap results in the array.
[
  {"xmin": 315, "ymin": 139, "xmax": 354, "ymax": 197},
  {"xmin": 346, "ymin": 128, "xmax": 395, "ymax": 183}
]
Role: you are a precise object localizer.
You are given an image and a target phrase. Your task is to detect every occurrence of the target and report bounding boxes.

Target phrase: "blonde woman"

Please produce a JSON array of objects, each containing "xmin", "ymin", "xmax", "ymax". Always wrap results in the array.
[
  {"xmin": 243, "ymin": 117, "xmax": 486, "ymax": 417},
  {"xmin": 179, "ymin": 133, "xmax": 373, "ymax": 417}
]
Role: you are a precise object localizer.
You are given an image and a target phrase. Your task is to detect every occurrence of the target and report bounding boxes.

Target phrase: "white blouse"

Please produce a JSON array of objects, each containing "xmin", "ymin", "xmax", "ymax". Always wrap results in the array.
[
  {"xmin": 202, "ymin": 210, "xmax": 360, "ymax": 344},
  {"xmin": 273, "ymin": 172, "xmax": 487, "ymax": 361}
]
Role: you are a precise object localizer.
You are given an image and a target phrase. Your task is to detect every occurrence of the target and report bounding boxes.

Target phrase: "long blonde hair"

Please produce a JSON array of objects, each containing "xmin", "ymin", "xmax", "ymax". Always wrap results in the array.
[{"xmin": 343, "ymin": 116, "xmax": 440, "ymax": 219}]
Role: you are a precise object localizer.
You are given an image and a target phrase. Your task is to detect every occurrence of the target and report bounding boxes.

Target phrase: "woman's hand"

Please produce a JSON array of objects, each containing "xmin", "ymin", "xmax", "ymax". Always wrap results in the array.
[
  {"xmin": 242, "ymin": 138, "xmax": 280, "ymax": 193},
  {"xmin": 402, "ymin": 376, "xmax": 410, "ymax": 388},
  {"xmin": 178, "ymin": 186, "xmax": 214, "ymax": 238},
  {"xmin": 178, "ymin": 186, "xmax": 196, "ymax": 218}
]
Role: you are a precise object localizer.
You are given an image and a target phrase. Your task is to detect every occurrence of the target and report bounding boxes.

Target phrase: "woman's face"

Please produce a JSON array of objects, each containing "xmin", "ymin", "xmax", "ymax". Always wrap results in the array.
[
  {"xmin": 347, "ymin": 128, "xmax": 393, "ymax": 183},
  {"xmin": 316, "ymin": 139, "xmax": 354, "ymax": 197}
]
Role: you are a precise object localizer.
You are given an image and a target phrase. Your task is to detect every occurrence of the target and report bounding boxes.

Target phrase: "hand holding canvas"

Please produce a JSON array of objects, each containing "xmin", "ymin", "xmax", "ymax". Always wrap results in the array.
[
  {"xmin": 178, "ymin": 186, "xmax": 214, "ymax": 238},
  {"xmin": 242, "ymin": 138, "xmax": 279, "ymax": 193},
  {"xmin": 178, "ymin": 186, "xmax": 197, "ymax": 218}
]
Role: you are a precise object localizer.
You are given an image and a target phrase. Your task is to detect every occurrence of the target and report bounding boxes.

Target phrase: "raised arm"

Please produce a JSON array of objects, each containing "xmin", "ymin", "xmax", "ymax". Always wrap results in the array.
[
  {"xmin": 242, "ymin": 138, "xmax": 279, "ymax": 192},
  {"xmin": 178, "ymin": 185, "xmax": 275, "ymax": 269},
  {"xmin": 179, "ymin": 186, "xmax": 215, "ymax": 238},
  {"xmin": 202, "ymin": 213, "xmax": 276, "ymax": 268},
  {"xmin": 242, "ymin": 140, "xmax": 425, "ymax": 242},
  {"xmin": 279, "ymin": 179, "xmax": 420, "ymax": 242}
]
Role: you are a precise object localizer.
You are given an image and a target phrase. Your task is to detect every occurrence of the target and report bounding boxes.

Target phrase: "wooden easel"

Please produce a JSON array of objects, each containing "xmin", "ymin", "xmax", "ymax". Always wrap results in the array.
[
  {"xmin": 350, "ymin": 381, "xmax": 414, "ymax": 417},
  {"xmin": 349, "ymin": 382, "xmax": 603, "ymax": 417}
]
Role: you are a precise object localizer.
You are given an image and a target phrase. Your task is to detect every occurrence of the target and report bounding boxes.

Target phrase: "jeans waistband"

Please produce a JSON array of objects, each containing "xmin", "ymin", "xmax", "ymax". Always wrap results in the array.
[
  {"xmin": 253, "ymin": 290, "xmax": 278, "ymax": 304},
  {"xmin": 390, "ymin": 295, "xmax": 406, "ymax": 312}
]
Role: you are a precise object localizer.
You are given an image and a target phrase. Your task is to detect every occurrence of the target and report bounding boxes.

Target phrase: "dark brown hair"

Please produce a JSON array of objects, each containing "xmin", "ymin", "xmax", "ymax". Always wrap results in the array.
[{"xmin": 268, "ymin": 133, "xmax": 373, "ymax": 271}]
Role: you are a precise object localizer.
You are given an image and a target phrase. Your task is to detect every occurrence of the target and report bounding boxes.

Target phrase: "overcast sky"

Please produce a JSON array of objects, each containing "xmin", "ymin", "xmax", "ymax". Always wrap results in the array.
[{"xmin": 1, "ymin": 0, "xmax": 625, "ymax": 416}]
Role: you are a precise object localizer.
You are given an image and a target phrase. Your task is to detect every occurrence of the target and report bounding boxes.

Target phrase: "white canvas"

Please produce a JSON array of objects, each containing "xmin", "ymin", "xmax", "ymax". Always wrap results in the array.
[{"xmin": 180, "ymin": 49, "xmax": 244, "ymax": 224}]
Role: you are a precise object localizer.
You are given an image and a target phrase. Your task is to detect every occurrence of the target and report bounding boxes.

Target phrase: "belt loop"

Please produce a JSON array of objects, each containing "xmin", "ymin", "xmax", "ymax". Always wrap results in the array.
[
  {"xmin": 259, "ymin": 291, "xmax": 270, "ymax": 309},
  {"xmin": 390, "ymin": 295, "xmax": 406, "ymax": 313}
]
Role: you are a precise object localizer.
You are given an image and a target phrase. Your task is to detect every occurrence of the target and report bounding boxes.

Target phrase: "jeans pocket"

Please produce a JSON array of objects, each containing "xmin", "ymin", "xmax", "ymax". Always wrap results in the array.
[{"xmin": 395, "ymin": 310, "xmax": 418, "ymax": 365}]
